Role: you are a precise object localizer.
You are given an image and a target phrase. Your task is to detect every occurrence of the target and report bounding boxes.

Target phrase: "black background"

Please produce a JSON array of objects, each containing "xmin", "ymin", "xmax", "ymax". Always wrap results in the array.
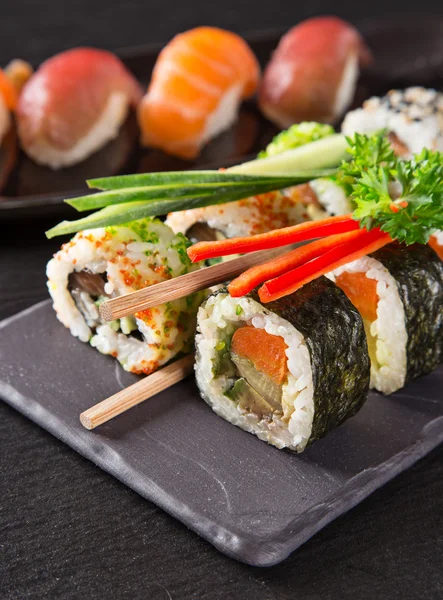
[{"xmin": 1, "ymin": 1, "xmax": 443, "ymax": 598}]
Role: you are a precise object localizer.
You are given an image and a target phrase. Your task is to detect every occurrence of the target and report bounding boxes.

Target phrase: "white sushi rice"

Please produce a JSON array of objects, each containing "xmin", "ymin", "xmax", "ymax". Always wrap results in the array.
[
  {"xmin": 47, "ymin": 219, "xmax": 204, "ymax": 374},
  {"xmin": 165, "ymin": 179, "xmax": 350, "ymax": 240},
  {"xmin": 165, "ymin": 192, "xmax": 308, "ymax": 239},
  {"xmin": 342, "ymin": 87, "xmax": 443, "ymax": 155},
  {"xmin": 333, "ymin": 53, "xmax": 359, "ymax": 119},
  {"xmin": 195, "ymin": 293, "xmax": 314, "ymax": 452},
  {"xmin": 24, "ymin": 91, "xmax": 129, "ymax": 169},
  {"xmin": 308, "ymin": 178, "xmax": 353, "ymax": 218},
  {"xmin": 329, "ymin": 256, "xmax": 407, "ymax": 394},
  {"xmin": 201, "ymin": 83, "xmax": 243, "ymax": 145}
]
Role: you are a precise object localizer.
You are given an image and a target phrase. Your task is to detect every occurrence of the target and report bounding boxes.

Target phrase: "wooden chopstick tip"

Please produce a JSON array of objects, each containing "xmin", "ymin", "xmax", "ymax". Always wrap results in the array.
[
  {"xmin": 99, "ymin": 301, "xmax": 114, "ymax": 322},
  {"xmin": 79, "ymin": 413, "xmax": 94, "ymax": 430}
]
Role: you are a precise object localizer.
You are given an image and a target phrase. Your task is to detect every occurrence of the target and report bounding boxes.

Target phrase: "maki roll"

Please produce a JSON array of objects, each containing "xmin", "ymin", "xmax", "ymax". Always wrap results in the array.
[
  {"xmin": 342, "ymin": 87, "xmax": 443, "ymax": 156},
  {"xmin": 47, "ymin": 219, "xmax": 205, "ymax": 374},
  {"xmin": 330, "ymin": 244, "xmax": 443, "ymax": 394},
  {"xmin": 195, "ymin": 277, "xmax": 370, "ymax": 452},
  {"xmin": 165, "ymin": 182, "xmax": 352, "ymax": 243}
]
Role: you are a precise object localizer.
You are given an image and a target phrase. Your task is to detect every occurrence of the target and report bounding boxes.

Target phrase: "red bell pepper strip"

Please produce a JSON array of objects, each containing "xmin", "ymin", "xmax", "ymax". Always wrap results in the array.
[
  {"xmin": 228, "ymin": 230, "xmax": 364, "ymax": 297},
  {"xmin": 259, "ymin": 229, "xmax": 392, "ymax": 303},
  {"xmin": 187, "ymin": 214, "xmax": 358, "ymax": 263}
]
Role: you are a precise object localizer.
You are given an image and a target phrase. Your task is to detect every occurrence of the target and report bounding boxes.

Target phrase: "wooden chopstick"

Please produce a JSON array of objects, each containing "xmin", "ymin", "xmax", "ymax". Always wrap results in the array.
[
  {"xmin": 99, "ymin": 247, "xmax": 287, "ymax": 322},
  {"xmin": 80, "ymin": 354, "xmax": 194, "ymax": 430}
]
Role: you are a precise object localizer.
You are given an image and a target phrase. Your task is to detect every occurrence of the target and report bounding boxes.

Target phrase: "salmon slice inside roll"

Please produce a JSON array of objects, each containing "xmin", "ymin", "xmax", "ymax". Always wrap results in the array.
[
  {"xmin": 330, "ymin": 244, "xmax": 443, "ymax": 395},
  {"xmin": 195, "ymin": 278, "xmax": 370, "ymax": 452}
]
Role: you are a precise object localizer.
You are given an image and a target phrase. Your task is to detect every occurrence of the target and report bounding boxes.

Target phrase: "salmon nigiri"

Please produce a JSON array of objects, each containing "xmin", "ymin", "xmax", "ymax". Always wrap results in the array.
[
  {"xmin": 17, "ymin": 48, "xmax": 143, "ymax": 169},
  {"xmin": 259, "ymin": 17, "xmax": 372, "ymax": 127},
  {"xmin": 138, "ymin": 27, "xmax": 260, "ymax": 159}
]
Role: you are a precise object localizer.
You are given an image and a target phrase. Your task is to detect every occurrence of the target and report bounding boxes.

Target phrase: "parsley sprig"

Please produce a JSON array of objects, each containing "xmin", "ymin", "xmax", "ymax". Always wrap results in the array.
[{"xmin": 339, "ymin": 133, "xmax": 443, "ymax": 245}]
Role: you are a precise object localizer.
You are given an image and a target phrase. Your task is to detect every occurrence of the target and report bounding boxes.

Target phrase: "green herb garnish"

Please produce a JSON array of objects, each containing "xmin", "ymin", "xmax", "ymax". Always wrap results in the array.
[
  {"xmin": 258, "ymin": 122, "xmax": 335, "ymax": 159},
  {"xmin": 341, "ymin": 133, "xmax": 443, "ymax": 244}
]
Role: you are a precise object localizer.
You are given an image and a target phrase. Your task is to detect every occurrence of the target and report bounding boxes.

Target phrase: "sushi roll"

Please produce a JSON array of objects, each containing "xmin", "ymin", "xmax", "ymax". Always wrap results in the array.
[
  {"xmin": 195, "ymin": 277, "xmax": 370, "ymax": 452},
  {"xmin": 138, "ymin": 27, "xmax": 260, "ymax": 159},
  {"xmin": 330, "ymin": 244, "xmax": 443, "ymax": 395},
  {"xmin": 47, "ymin": 219, "xmax": 205, "ymax": 374},
  {"xmin": 165, "ymin": 182, "xmax": 352, "ymax": 243},
  {"xmin": 259, "ymin": 17, "xmax": 371, "ymax": 128},
  {"xmin": 342, "ymin": 87, "xmax": 443, "ymax": 156},
  {"xmin": 17, "ymin": 48, "xmax": 143, "ymax": 169}
]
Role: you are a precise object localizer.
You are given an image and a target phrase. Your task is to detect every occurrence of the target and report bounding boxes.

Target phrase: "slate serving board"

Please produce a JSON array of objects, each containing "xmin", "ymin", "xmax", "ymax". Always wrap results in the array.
[{"xmin": 1, "ymin": 300, "xmax": 442, "ymax": 566}]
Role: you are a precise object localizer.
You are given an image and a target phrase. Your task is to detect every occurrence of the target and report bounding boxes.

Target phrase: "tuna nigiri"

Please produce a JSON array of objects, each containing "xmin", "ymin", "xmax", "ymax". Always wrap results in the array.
[
  {"xmin": 259, "ymin": 17, "xmax": 372, "ymax": 128},
  {"xmin": 17, "ymin": 48, "xmax": 143, "ymax": 169},
  {"xmin": 138, "ymin": 27, "xmax": 260, "ymax": 159}
]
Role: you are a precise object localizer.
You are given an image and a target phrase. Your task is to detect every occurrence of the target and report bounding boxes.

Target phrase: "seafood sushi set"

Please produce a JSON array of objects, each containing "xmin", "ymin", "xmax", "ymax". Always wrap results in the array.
[{"xmin": 1, "ymin": 16, "xmax": 443, "ymax": 565}]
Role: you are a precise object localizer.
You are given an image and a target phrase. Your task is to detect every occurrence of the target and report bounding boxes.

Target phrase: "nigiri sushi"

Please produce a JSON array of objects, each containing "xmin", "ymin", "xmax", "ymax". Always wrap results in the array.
[
  {"xmin": 342, "ymin": 87, "xmax": 443, "ymax": 156},
  {"xmin": 138, "ymin": 27, "xmax": 260, "ymax": 159},
  {"xmin": 17, "ymin": 48, "xmax": 143, "ymax": 169},
  {"xmin": 259, "ymin": 17, "xmax": 372, "ymax": 128}
]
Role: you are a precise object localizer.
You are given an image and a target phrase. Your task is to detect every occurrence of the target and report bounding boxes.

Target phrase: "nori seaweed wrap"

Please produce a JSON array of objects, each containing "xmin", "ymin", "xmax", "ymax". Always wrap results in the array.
[
  {"xmin": 331, "ymin": 243, "xmax": 443, "ymax": 394},
  {"xmin": 195, "ymin": 277, "xmax": 370, "ymax": 452}
]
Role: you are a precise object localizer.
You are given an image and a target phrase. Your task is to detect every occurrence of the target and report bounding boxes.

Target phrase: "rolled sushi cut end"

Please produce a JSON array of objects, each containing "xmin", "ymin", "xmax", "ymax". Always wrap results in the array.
[
  {"xmin": 342, "ymin": 87, "xmax": 443, "ymax": 156},
  {"xmin": 47, "ymin": 219, "xmax": 205, "ymax": 374},
  {"xmin": 165, "ymin": 180, "xmax": 352, "ymax": 246},
  {"xmin": 330, "ymin": 244, "xmax": 443, "ymax": 394},
  {"xmin": 195, "ymin": 277, "xmax": 370, "ymax": 452}
]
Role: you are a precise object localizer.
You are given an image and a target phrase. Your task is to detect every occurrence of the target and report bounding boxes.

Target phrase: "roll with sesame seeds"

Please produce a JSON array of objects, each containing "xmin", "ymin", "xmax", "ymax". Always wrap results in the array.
[
  {"xmin": 342, "ymin": 87, "xmax": 443, "ymax": 156},
  {"xmin": 46, "ymin": 219, "xmax": 205, "ymax": 374}
]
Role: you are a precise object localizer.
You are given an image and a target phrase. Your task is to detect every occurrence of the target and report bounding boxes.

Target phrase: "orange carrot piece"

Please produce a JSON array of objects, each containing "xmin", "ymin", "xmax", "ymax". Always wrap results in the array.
[
  {"xmin": 429, "ymin": 236, "xmax": 443, "ymax": 261},
  {"xmin": 231, "ymin": 326, "xmax": 288, "ymax": 385},
  {"xmin": 259, "ymin": 229, "xmax": 392, "ymax": 303},
  {"xmin": 228, "ymin": 230, "xmax": 364, "ymax": 297},
  {"xmin": 335, "ymin": 271, "xmax": 379, "ymax": 322},
  {"xmin": 0, "ymin": 69, "xmax": 18, "ymax": 110},
  {"xmin": 187, "ymin": 214, "xmax": 357, "ymax": 262}
]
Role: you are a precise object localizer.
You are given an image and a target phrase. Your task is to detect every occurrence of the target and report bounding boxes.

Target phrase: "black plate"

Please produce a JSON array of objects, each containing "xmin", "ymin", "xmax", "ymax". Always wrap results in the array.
[{"xmin": 0, "ymin": 16, "xmax": 442, "ymax": 221}]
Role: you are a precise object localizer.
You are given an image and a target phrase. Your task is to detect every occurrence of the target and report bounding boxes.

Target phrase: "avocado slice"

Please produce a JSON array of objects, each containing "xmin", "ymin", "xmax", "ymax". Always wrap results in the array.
[
  {"xmin": 226, "ymin": 378, "xmax": 276, "ymax": 418},
  {"xmin": 231, "ymin": 351, "xmax": 283, "ymax": 411}
]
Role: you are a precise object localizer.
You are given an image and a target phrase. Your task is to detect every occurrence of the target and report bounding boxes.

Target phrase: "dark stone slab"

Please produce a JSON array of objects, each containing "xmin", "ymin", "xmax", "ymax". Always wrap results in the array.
[{"xmin": 0, "ymin": 300, "xmax": 442, "ymax": 566}]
